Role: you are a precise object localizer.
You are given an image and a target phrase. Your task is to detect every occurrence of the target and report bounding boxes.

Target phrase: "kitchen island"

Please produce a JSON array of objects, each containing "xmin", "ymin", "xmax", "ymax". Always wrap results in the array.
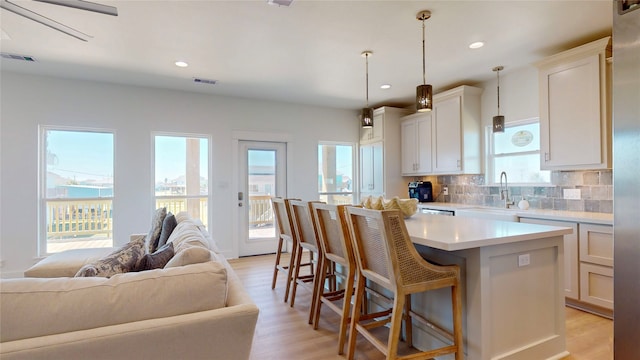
[{"xmin": 403, "ymin": 214, "xmax": 573, "ymax": 360}]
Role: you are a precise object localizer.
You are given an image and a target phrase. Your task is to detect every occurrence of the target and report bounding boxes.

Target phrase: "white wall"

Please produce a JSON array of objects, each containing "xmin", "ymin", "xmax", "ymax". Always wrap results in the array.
[{"xmin": 0, "ymin": 72, "xmax": 358, "ymax": 277}]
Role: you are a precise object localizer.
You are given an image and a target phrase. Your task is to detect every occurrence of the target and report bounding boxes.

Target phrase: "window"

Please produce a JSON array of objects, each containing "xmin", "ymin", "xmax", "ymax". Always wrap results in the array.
[
  {"xmin": 154, "ymin": 134, "xmax": 209, "ymax": 226},
  {"xmin": 41, "ymin": 128, "xmax": 114, "ymax": 255},
  {"xmin": 318, "ymin": 143, "xmax": 354, "ymax": 204},
  {"xmin": 486, "ymin": 118, "xmax": 550, "ymax": 184}
]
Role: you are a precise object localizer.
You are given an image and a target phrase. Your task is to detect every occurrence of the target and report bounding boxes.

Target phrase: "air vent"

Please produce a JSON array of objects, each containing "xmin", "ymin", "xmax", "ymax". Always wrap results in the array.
[
  {"xmin": 193, "ymin": 78, "xmax": 217, "ymax": 85},
  {"xmin": 1, "ymin": 52, "xmax": 36, "ymax": 62},
  {"xmin": 267, "ymin": 0, "xmax": 293, "ymax": 6}
]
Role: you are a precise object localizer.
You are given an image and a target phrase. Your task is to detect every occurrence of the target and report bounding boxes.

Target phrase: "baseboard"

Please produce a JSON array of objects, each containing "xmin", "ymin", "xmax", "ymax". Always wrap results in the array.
[{"xmin": 565, "ymin": 298, "xmax": 613, "ymax": 319}]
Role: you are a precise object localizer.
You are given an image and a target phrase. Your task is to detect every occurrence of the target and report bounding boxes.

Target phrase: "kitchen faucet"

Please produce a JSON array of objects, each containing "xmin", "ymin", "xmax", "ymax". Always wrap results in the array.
[{"xmin": 499, "ymin": 171, "xmax": 514, "ymax": 208}]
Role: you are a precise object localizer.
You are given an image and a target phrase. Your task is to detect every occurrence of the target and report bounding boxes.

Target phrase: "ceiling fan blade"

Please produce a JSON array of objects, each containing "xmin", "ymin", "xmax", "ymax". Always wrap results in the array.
[
  {"xmin": 34, "ymin": 0, "xmax": 117, "ymax": 16},
  {"xmin": 0, "ymin": 0, "xmax": 91, "ymax": 41}
]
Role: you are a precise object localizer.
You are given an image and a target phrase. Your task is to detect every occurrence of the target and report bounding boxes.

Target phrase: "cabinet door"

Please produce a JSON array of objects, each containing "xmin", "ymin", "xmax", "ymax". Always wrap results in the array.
[
  {"xmin": 433, "ymin": 96, "xmax": 461, "ymax": 173},
  {"xmin": 579, "ymin": 263, "xmax": 613, "ymax": 310},
  {"xmin": 415, "ymin": 116, "xmax": 432, "ymax": 174},
  {"xmin": 540, "ymin": 54, "xmax": 604, "ymax": 169},
  {"xmin": 579, "ymin": 223, "xmax": 613, "ymax": 267},
  {"xmin": 520, "ymin": 218, "xmax": 579, "ymax": 300},
  {"xmin": 360, "ymin": 142, "xmax": 384, "ymax": 197},
  {"xmin": 401, "ymin": 120, "xmax": 417, "ymax": 175}
]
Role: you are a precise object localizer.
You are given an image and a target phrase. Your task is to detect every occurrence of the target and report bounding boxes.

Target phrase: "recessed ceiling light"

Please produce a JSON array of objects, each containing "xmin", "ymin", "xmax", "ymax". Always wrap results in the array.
[
  {"xmin": 469, "ymin": 42, "xmax": 484, "ymax": 49},
  {"xmin": 175, "ymin": 61, "xmax": 189, "ymax": 67},
  {"xmin": 380, "ymin": 84, "xmax": 391, "ymax": 90}
]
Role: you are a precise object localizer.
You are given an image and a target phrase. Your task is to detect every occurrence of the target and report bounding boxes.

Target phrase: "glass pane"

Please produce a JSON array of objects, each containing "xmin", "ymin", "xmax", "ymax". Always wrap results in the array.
[
  {"xmin": 155, "ymin": 136, "xmax": 208, "ymax": 196},
  {"xmin": 155, "ymin": 135, "xmax": 209, "ymax": 225},
  {"xmin": 494, "ymin": 122, "xmax": 540, "ymax": 154},
  {"xmin": 44, "ymin": 130, "xmax": 114, "ymax": 253},
  {"xmin": 318, "ymin": 144, "xmax": 353, "ymax": 204},
  {"xmin": 494, "ymin": 154, "xmax": 551, "ymax": 183},
  {"xmin": 248, "ymin": 149, "xmax": 276, "ymax": 239}
]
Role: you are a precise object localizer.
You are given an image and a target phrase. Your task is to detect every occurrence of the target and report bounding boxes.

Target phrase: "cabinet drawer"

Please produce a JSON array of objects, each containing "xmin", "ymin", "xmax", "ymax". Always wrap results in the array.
[
  {"xmin": 579, "ymin": 223, "xmax": 613, "ymax": 266},
  {"xmin": 579, "ymin": 262, "xmax": 613, "ymax": 310}
]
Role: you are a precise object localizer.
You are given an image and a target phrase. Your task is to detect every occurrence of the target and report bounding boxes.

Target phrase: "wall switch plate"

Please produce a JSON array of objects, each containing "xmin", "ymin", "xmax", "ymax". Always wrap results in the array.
[
  {"xmin": 518, "ymin": 254, "xmax": 530, "ymax": 267},
  {"xmin": 443, "ymin": 186, "xmax": 449, "ymax": 196},
  {"xmin": 563, "ymin": 189, "xmax": 581, "ymax": 200}
]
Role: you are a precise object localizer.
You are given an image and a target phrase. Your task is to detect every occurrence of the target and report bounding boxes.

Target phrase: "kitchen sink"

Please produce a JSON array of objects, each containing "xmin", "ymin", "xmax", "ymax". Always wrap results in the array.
[{"xmin": 455, "ymin": 207, "xmax": 520, "ymax": 222}]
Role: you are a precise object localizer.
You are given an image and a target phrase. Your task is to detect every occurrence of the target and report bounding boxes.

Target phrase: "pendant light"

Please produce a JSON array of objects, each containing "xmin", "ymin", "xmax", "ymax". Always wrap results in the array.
[
  {"xmin": 492, "ymin": 66, "xmax": 505, "ymax": 133},
  {"xmin": 416, "ymin": 10, "xmax": 432, "ymax": 112},
  {"xmin": 361, "ymin": 50, "xmax": 374, "ymax": 128}
]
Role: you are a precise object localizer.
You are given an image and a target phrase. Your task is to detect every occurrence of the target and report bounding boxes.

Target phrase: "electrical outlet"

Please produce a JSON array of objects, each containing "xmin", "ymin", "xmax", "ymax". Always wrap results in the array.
[
  {"xmin": 563, "ymin": 189, "xmax": 581, "ymax": 200},
  {"xmin": 443, "ymin": 186, "xmax": 449, "ymax": 196},
  {"xmin": 518, "ymin": 254, "xmax": 530, "ymax": 267}
]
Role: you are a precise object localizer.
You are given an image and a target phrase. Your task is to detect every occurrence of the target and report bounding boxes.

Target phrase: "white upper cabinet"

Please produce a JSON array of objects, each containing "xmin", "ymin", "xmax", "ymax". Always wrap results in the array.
[
  {"xmin": 536, "ymin": 37, "xmax": 612, "ymax": 170},
  {"xmin": 360, "ymin": 111, "xmax": 384, "ymax": 143},
  {"xmin": 431, "ymin": 85, "xmax": 482, "ymax": 175},
  {"xmin": 401, "ymin": 113, "xmax": 432, "ymax": 176}
]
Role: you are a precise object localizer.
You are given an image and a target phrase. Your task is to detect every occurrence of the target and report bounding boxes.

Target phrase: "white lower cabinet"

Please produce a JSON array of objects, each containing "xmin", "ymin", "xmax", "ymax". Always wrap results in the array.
[
  {"xmin": 578, "ymin": 223, "xmax": 613, "ymax": 310},
  {"xmin": 521, "ymin": 218, "xmax": 613, "ymax": 314},
  {"xmin": 520, "ymin": 218, "xmax": 579, "ymax": 300}
]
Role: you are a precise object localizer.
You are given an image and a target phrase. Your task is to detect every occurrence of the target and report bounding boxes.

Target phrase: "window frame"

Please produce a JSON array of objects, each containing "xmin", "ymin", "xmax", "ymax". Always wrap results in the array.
[
  {"xmin": 317, "ymin": 141, "xmax": 356, "ymax": 205},
  {"xmin": 152, "ymin": 132, "xmax": 212, "ymax": 227},
  {"xmin": 485, "ymin": 117, "xmax": 551, "ymax": 186},
  {"xmin": 39, "ymin": 125, "xmax": 116, "ymax": 256}
]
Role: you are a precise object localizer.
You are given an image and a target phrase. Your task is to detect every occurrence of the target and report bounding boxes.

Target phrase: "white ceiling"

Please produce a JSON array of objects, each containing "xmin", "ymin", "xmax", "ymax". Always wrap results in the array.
[{"xmin": 0, "ymin": 0, "xmax": 613, "ymax": 110}]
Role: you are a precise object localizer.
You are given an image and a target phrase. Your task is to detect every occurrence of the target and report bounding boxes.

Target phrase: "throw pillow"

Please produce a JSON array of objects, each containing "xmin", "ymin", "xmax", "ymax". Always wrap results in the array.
[
  {"xmin": 164, "ymin": 245, "xmax": 211, "ymax": 268},
  {"xmin": 156, "ymin": 212, "xmax": 177, "ymax": 250},
  {"xmin": 75, "ymin": 236, "xmax": 146, "ymax": 278},
  {"xmin": 145, "ymin": 207, "xmax": 167, "ymax": 253},
  {"xmin": 136, "ymin": 242, "xmax": 175, "ymax": 271}
]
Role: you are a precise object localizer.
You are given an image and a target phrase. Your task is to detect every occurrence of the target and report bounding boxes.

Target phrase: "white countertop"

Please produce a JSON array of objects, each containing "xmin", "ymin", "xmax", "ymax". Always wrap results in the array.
[
  {"xmin": 405, "ymin": 213, "xmax": 573, "ymax": 251},
  {"xmin": 417, "ymin": 202, "xmax": 613, "ymax": 225}
]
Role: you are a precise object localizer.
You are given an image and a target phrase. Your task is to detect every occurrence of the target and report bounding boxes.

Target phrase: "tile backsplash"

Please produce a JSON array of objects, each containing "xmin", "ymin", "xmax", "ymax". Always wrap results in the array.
[{"xmin": 417, "ymin": 170, "xmax": 612, "ymax": 213}]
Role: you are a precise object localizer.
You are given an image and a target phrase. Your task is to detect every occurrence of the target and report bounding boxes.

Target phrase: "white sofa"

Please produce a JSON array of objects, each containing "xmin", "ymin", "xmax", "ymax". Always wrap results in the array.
[{"xmin": 0, "ymin": 215, "xmax": 259, "ymax": 360}]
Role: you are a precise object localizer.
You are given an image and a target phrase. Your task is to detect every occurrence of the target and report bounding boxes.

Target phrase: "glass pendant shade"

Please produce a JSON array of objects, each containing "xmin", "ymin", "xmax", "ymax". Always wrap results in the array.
[
  {"xmin": 361, "ymin": 108, "xmax": 374, "ymax": 128},
  {"xmin": 493, "ymin": 115, "xmax": 505, "ymax": 133},
  {"xmin": 416, "ymin": 84, "xmax": 433, "ymax": 112}
]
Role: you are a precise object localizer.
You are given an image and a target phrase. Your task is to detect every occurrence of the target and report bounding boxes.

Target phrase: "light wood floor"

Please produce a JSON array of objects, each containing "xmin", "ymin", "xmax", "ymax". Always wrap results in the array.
[{"xmin": 229, "ymin": 253, "xmax": 613, "ymax": 360}]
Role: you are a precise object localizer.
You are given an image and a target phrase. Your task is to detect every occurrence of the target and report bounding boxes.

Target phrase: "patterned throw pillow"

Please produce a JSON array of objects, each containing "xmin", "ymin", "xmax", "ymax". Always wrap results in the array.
[
  {"xmin": 136, "ymin": 242, "xmax": 175, "ymax": 271},
  {"xmin": 145, "ymin": 207, "xmax": 167, "ymax": 253},
  {"xmin": 156, "ymin": 212, "xmax": 177, "ymax": 250},
  {"xmin": 75, "ymin": 236, "xmax": 146, "ymax": 278}
]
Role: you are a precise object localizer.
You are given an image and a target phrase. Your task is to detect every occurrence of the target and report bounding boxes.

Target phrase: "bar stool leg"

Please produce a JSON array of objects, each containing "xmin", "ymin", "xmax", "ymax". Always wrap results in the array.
[{"xmin": 346, "ymin": 274, "xmax": 366, "ymax": 360}]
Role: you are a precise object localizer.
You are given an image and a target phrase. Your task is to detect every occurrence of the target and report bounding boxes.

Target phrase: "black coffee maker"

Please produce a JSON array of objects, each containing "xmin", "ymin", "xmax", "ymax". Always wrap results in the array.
[{"xmin": 408, "ymin": 181, "xmax": 433, "ymax": 202}]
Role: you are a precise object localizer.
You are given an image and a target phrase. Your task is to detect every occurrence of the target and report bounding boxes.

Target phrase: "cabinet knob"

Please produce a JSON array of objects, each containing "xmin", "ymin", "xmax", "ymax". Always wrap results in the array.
[{"xmin": 544, "ymin": 152, "xmax": 550, "ymax": 162}]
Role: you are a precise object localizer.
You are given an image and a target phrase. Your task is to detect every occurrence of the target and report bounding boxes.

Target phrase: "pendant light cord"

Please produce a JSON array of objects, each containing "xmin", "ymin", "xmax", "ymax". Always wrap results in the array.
[
  {"xmin": 365, "ymin": 53, "xmax": 369, "ymax": 107},
  {"xmin": 496, "ymin": 69, "xmax": 500, "ymax": 115},
  {"xmin": 421, "ymin": 18, "xmax": 426, "ymax": 85}
]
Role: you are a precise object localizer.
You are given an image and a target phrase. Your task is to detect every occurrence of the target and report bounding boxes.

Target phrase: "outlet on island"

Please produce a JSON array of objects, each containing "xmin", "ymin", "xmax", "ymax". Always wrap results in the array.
[{"xmin": 443, "ymin": 186, "xmax": 449, "ymax": 196}]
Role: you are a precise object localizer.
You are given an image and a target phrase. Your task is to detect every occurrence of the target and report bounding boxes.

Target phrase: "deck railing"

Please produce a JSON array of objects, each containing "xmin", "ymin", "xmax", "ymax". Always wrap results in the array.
[
  {"xmin": 46, "ymin": 198, "xmax": 113, "ymax": 240},
  {"xmin": 45, "ymin": 196, "xmax": 274, "ymax": 241},
  {"xmin": 249, "ymin": 195, "xmax": 273, "ymax": 227}
]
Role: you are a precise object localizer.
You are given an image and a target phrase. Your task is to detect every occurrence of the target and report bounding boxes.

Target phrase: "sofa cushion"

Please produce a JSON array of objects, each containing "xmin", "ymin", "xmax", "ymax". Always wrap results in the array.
[
  {"xmin": 167, "ymin": 218, "xmax": 210, "ymax": 254},
  {"xmin": 164, "ymin": 245, "xmax": 211, "ymax": 268},
  {"xmin": 23, "ymin": 248, "xmax": 114, "ymax": 278},
  {"xmin": 75, "ymin": 235, "xmax": 146, "ymax": 277},
  {"xmin": 136, "ymin": 242, "xmax": 175, "ymax": 271},
  {"xmin": 1, "ymin": 261, "xmax": 228, "ymax": 343},
  {"xmin": 146, "ymin": 207, "xmax": 167, "ymax": 253},
  {"xmin": 156, "ymin": 212, "xmax": 177, "ymax": 249}
]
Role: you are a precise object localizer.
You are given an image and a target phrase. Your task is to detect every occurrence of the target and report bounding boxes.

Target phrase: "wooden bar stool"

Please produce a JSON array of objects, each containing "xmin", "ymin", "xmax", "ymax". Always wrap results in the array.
[
  {"xmin": 310, "ymin": 203, "xmax": 357, "ymax": 354},
  {"xmin": 288, "ymin": 200, "xmax": 324, "ymax": 308},
  {"xmin": 270, "ymin": 197, "xmax": 300, "ymax": 303},
  {"xmin": 345, "ymin": 207, "xmax": 464, "ymax": 360}
]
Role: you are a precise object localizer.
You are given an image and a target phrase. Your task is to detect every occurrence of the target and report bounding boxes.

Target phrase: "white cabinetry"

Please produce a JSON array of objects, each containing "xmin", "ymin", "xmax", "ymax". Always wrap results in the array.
[
  {"xmin": 579, "ymin": 223, "xmax": 613, "ymax": 310},
  {"xmin": 520, "ymin": 218, "xmax": 613, "ymax": 316},
  {"xmin": 401, "ymin": 113, "xmax": 432, "ymax": 175},
  {"xmin": 536, "ymin": 37, "xmax": 611, "ymax": 170},
  {"xmin": 520, "ymin": 218, "xmax": 580, "ymax": 300},
  {"xmin": 431, "ymin": 85, "xmax": 482, "ymax": 174},
  {"xmin": 358, "ymin": 107, "xmax": 408, "ymax": 200}
]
